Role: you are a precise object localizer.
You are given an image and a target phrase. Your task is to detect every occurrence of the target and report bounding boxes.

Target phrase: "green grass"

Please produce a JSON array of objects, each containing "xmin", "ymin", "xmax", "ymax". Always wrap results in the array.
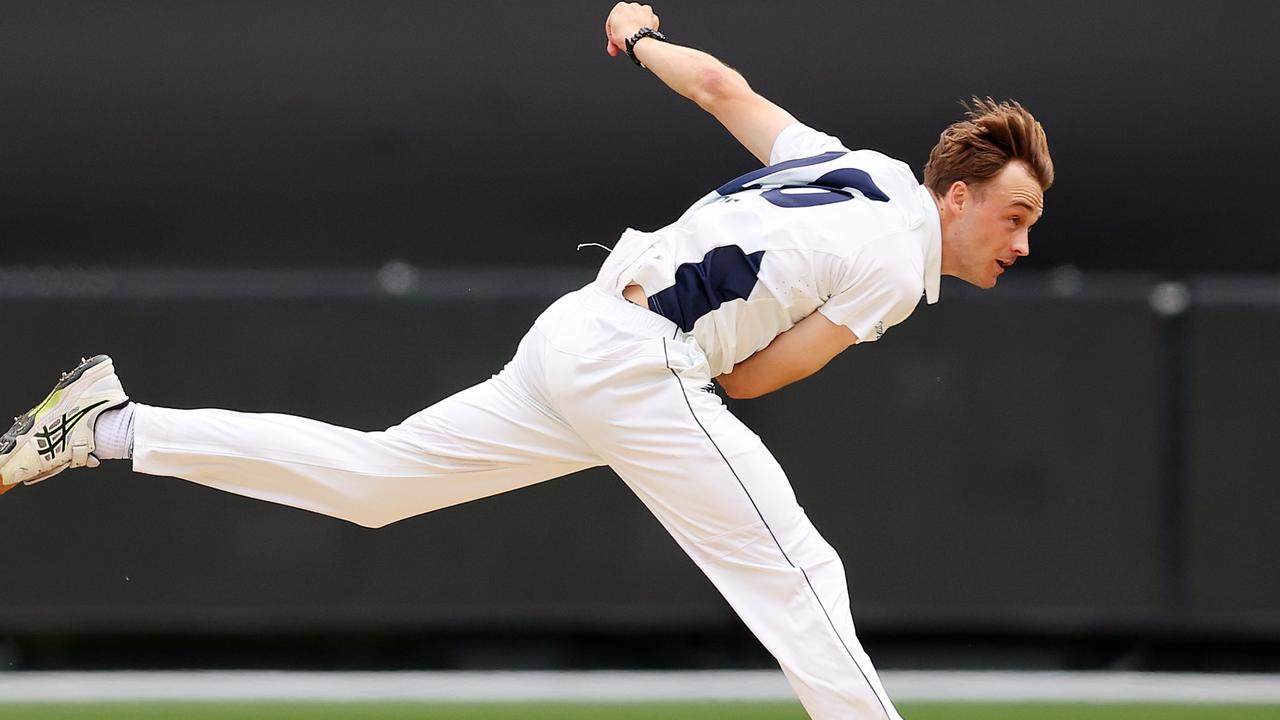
[{"xmin": 0, "ymin": 704, "xmax": 1277, "ymax": 719}]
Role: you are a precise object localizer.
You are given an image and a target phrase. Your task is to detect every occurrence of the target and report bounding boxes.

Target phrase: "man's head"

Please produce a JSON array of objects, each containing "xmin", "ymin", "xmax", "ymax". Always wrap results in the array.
[{"xmin": 925, "ymin": 98, "xmax": 1054, "ymax": 289}]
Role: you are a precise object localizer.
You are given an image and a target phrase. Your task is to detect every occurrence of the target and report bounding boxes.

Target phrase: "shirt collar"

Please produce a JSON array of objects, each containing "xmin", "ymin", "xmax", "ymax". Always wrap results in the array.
[{"xmin": 919, "ymin": 185, "xmax": 943, "ymax": 304}]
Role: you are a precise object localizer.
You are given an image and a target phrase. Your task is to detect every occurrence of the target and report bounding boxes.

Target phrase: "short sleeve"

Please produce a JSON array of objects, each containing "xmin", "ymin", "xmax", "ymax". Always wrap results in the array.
[
  {"xmin": 817, "ymin": 259, "xmax": 922, "ymax": 343},
  {"xmin": 769, "ymin": 122, "xmax": 852, "ymax": 165}
]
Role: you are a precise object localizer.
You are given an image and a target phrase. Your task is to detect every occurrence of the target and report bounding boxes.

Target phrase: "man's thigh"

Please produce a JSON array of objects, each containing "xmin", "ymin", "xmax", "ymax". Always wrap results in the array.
[{"xmin": 562, "ymin": 335, "xmax": 812, "ymax": 558}]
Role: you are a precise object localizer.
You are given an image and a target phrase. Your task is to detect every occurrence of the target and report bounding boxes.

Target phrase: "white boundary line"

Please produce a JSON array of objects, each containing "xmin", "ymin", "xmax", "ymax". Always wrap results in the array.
[
  {"xmin": 0, "ymin": 671, "xmax": 1278, "ymax": 704},
  {"xmin": 886, "ymin": 671, "xmax": 1280, "ymax": 703}
]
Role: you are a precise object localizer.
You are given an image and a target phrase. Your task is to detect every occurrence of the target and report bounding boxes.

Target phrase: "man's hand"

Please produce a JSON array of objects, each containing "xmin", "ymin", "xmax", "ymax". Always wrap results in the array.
[{"xmin": 605, "ymin": 2, "xmax": 660, "ymax": 57}]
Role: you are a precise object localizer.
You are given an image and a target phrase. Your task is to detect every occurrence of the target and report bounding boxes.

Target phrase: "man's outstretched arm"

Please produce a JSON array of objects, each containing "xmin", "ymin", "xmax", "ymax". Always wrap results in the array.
[{"xmin": 604, "ymin": 3, "xmax": 797, "ymax": 165}]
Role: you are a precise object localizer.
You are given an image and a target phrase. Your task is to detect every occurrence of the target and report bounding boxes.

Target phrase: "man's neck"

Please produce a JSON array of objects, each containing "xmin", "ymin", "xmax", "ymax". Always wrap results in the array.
[{"xmin": 929, "ymin": 191, "xmax": 956, "ymax": 279}]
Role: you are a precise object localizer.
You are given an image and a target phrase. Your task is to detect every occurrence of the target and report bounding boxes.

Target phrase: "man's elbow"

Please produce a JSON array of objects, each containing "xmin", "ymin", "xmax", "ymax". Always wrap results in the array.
[
  {"xmin": 725, "ymin": 385, "xmax": 764, "ymax": 400},
  {"xmin": 691, "ymin": 65, "xmax": 749, "ymax": 112},
  {"xmin": 716, "ymin": 374, "xmax": 764, "ymax": 400}
]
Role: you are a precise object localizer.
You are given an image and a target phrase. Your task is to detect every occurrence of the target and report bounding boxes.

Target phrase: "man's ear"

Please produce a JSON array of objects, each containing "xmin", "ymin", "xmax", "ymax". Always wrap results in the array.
[{"xmin": 947, "ymin": 180, "xmax": 968, "ymax": 212}]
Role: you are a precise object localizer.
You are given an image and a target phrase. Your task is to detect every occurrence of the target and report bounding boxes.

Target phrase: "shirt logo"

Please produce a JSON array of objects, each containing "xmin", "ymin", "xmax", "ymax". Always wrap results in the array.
[{"xmin": 875, "ymin": 321, "xmax": 885, "ymax": 340}]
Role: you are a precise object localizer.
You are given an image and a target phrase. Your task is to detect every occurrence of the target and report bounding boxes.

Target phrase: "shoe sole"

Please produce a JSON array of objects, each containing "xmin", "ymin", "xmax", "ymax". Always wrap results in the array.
[{"xmin": 0, "ymin": 355, "xmax": 114, "ymax": 492}]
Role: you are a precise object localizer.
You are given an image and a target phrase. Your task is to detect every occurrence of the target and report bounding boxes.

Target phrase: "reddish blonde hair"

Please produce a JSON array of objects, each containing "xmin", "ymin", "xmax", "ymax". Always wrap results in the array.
[{"xmin": 923, "ymin": 97, "xmax": 1054, "ymax": 197}]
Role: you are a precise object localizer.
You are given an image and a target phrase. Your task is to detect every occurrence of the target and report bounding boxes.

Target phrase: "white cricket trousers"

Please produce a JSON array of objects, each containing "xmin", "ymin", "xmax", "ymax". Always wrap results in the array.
[{"xmin": 131, "ymin": 278, "xmax": 902, "ymax": 720}]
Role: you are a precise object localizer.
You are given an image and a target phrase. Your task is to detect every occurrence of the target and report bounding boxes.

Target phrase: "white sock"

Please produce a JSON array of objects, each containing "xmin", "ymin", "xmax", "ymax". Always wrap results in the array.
[{"xmin": 93, "ymin": 402, "xmax": 136, "ymax": 460}]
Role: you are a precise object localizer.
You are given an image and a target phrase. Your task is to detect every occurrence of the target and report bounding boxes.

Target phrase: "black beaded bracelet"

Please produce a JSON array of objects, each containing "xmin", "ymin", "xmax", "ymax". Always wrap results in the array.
[{"xmin": 625, "ymin": 27, "xmax": 668, "ymax": 68}]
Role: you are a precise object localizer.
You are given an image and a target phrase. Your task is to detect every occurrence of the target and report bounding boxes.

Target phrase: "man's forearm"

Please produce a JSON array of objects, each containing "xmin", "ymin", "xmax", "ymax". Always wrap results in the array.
[
  {"xmin": 603, "ymin": 4, "xmax": 796, "ymax": 163},
  {"xmin": 604, "ymin": 3, "xmax": 743, "ymax": 112},
  {"xmin": 715, "ymin": 311, "xmax": 858, "ymax": 400},
  {"xmin": 630, "ymin": 38, "xmax": 743, "ymax": 112}
]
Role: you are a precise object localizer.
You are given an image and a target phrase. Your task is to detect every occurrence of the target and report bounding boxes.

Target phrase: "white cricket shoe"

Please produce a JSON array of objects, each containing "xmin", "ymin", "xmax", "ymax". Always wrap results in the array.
[{"xmin": 0, "ymin": 355, "xmax": 129, "ymax": 495}]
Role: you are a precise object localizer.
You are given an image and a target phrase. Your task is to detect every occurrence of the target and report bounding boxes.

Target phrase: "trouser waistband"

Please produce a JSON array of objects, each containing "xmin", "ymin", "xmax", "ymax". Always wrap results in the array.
[{"xmin": 576, "ymin": 284, "xmax": 679, "ymax": 338}]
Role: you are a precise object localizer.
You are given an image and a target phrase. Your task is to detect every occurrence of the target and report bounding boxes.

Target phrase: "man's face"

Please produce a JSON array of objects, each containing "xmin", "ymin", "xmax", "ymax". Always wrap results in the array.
[{"xmin": 942, "ymin": 162, "xmax": 1045, "ymax": 289}]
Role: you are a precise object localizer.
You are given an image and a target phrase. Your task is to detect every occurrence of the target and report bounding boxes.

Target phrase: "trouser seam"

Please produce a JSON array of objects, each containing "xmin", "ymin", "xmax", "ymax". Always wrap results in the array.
[{"xmin": 662, "ymin": 341, "xmax": 892, "ymax": 720}]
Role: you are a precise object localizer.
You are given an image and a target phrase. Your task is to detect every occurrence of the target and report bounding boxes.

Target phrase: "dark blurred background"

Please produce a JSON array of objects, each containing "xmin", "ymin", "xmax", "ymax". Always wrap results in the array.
[
  {"xmin": 3, "ymin": 0, "xmax": 1278, "ymax": 272},
  {"xmin": 1, "ymin": 0, "xmax": 1278, "ymax": 673}
]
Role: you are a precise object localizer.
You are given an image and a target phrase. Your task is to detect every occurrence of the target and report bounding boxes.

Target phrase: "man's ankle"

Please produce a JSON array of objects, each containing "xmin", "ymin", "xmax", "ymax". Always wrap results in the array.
[{"xmin": 94, "ymin": 402, "xmax": 136, "ymax": 460}]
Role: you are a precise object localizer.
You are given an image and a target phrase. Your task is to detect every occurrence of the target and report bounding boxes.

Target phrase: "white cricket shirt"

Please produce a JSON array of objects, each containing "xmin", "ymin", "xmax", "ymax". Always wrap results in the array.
[{"xmin": 616, "ymin": 122, "xmax": 942, "ymax": 377}]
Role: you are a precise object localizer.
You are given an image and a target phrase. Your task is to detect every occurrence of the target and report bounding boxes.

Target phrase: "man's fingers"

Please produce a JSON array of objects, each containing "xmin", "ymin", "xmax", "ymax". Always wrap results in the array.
[{"xmin": 604, "ymin": 2, "xmax": 660, "ymax": 55}]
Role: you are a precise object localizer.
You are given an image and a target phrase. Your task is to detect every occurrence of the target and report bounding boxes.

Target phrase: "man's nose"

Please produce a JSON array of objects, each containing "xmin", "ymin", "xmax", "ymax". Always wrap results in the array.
[{"xmin": 1012, "ymin": 232, "xmax": 1030, "ymax": 257}]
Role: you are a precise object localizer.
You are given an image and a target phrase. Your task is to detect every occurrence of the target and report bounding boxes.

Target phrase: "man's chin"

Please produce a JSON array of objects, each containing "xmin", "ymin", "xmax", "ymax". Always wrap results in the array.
[{"xmin": 963, "ymin": 275, "xmax": 999, "ymax": 290}]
